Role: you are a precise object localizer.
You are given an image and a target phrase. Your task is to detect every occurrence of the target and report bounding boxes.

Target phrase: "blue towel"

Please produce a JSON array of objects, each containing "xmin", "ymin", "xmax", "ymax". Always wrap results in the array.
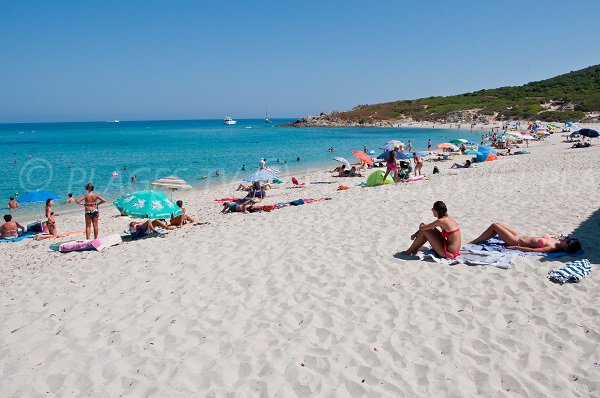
[
  {"xmin": 548, "ymin": 259, "xmax": 592, "ymax": 284},
  {"xmin": 0, "ymin": 232, "xmax": 35, "ymax": 243}
]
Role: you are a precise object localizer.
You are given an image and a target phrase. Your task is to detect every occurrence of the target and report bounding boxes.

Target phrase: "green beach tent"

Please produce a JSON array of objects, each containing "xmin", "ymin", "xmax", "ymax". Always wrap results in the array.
[{"xmin": 366, "ymin": 170, "xmax": 395, "ymax": 187}]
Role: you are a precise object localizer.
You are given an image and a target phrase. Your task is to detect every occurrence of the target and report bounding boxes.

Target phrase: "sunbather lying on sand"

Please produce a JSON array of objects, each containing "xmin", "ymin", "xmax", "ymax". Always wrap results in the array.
[
  {"xmin": 469, "ymin": 222, "xmax": 581, "ymax": 253},
  {"xmin": 129, "ymin": 220, "xmax": 174, "ymax": 239},
  {"xmin": 450, "ymin": 159, "xmax": 471, "ymax": 169},
  {"xmin": 221, "ymin": 199, "xmax": 255, "ymax": 214},
  {"xmin": 402, "ymin": 201, "xmax": 462, "ymax": 259}
]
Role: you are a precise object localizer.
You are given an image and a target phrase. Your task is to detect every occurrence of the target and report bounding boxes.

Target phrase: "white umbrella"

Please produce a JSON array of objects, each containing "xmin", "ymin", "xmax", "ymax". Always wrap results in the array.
[
  {"xmin": 244, "ymin": 170, "xmax": 278, "ymax": 182},
  {"xmin": 333, "ymin": 157, "xmax": 351, "ymax": 168},
  {"xmin": 521, "ymin": 135, "xmax": 535, "ymax": 140}
]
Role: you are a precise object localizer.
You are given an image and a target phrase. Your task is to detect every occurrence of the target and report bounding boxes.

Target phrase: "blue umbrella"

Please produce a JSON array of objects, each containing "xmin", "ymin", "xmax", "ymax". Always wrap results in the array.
[
  {"xmin": 577, "ymin": 128, "xmax": 599, "ymax": 138},
  {"xmin": 243, "ymin": 169, "xmax": 278, "ymax": 182},
  {"xmin": 18, "ymin": 190, "xmax": 60, "ymax": 203}
]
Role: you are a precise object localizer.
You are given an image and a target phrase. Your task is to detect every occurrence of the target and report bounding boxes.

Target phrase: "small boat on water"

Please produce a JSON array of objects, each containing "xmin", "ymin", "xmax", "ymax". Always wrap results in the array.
[
  {"xmin": 224, "ymin": 117, "xmax": 237, "ymax": 125},
  {"xmin": 265, "ymin": 107, "xmax": 271, "ymax": 123}
]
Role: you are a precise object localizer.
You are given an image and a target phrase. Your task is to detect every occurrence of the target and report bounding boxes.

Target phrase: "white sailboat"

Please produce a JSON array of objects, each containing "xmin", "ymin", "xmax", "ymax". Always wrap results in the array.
[{"xmin": 265, "ymin": 107, "xmax": 271, "ymax": 123}]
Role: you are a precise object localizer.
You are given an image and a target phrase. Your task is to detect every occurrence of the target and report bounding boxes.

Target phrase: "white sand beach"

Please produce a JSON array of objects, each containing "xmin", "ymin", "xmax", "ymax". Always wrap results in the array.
[{"xmin": 1, "ymin": 131, "xmax": 599, "ymax": 397}]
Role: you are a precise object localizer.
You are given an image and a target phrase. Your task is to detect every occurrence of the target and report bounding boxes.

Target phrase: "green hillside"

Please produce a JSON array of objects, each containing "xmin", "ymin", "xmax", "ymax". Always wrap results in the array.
[{"xmin": 327, "ymin": 64, "xmax": 600, "ymax": 123}]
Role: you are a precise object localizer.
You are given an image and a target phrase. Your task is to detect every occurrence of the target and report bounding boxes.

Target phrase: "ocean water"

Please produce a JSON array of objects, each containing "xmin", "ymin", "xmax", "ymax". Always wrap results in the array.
[{"xmin": 1, "ymin": 119, "xmax": 483, "ymax": 217}]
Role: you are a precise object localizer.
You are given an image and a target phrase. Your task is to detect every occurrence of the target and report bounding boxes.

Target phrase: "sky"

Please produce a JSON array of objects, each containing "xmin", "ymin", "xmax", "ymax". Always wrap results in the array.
[{"xmin": 1, "ymin": 0, "xmax": 599, "ymax": 123}]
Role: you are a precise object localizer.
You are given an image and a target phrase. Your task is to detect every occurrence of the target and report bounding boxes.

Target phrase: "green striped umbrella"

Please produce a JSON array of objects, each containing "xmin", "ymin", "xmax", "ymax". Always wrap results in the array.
[{"xmin": 113, "ymin": 190, "xmax": 182, "ymax": 219}]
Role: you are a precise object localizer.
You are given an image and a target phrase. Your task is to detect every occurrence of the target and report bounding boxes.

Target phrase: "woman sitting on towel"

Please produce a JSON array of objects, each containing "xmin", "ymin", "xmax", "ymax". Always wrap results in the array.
[
  {"xmin": 402, "ymin": 201, "xmax": 462, "ymax": 259},
  {"xmin": 469, "ymin": 223, "xmax": 581, "ymax": 253}
]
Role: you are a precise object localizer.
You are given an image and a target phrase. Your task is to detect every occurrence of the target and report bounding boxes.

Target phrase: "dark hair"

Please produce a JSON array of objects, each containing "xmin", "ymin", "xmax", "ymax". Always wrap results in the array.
[
  {"xmin": 9, "ymin": 197, "xmax": 14, "ymax": 200},
  {"xmin": 85, "ymin": 182, "xmax": 94, "ymax": 191},
  {"xmin": 465, "ymin": 160, "xmax": 471, "ymax": 166},
  {"xmin": 45, "ymin": 198, "xmax": 52, "ymax": 206},
  {"xmin": 566, "ymin": 239, "xmax": 582, "ymax": 254},
  {"xmin": 433, "ymin": 201, "xmax": 447, "ymax": 218},
  {"xmin": 4, "ymin": 214, "xmax": 11, "ymax": 222},
  {"xmin": 68, "ymin": 193, "xmax": 73, "ymax": 197},
  {"xmin": 176, "ymin": 200, "xmax": 183, "ymax": 207}
]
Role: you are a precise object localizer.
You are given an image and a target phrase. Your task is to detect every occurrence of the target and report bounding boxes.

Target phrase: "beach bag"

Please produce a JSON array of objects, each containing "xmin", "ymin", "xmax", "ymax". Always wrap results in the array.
[
  {"xmin": 27, "ymin": 221, "xmax": 43, "ymax": 233},
  {"xmin": 289, "ymin": 199, "xmax": 305, "ymax": 206}
]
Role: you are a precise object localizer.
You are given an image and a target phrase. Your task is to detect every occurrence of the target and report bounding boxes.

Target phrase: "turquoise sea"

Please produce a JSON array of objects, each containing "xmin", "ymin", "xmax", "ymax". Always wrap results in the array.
[{"xmin": 1, "ymin": 119, "xmax": 483, "ymax": 217}]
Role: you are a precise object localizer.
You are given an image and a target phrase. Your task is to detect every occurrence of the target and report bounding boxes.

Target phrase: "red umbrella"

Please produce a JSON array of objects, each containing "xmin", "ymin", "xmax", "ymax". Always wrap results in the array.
[{"xmin": 352, "ymin": 150, "xmax": 374, "ymax": 165}]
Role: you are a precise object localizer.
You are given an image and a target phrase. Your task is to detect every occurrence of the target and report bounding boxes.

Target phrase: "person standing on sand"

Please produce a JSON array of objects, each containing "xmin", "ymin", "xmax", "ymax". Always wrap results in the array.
[
  {"xmin": 413, "ymin": 152, "xmax": 423, "ymax": 176},
  {"xmin": 260, "ymin": 158, "xmax": 266, "ymax": 169},
  {"xmin": 382, "ymin": 146, "xmax": 398, "ymax": 183},
  {"xmin": 427, "ymin": 139, "xmax": 432, "ymax": 152},
  {"xmin": 7, "ymin": 197, "xmax": 19, "ymax": 209},
  {"xmin": 75, "ymin": 183, "xmax": 107, "ymax": 240}
]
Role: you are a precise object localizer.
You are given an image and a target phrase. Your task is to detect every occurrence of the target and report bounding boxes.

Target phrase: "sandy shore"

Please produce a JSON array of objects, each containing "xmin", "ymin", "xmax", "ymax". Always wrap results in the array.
[{"xmin": 1, "ymin": 130, "xmax": 599, "ymax": 397}]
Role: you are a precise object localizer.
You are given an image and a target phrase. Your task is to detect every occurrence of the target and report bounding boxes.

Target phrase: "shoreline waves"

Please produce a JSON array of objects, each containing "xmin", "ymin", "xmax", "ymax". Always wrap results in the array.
[{"xmin": 1, "ymin": 127, "xmax": 599, "ymax": 396}]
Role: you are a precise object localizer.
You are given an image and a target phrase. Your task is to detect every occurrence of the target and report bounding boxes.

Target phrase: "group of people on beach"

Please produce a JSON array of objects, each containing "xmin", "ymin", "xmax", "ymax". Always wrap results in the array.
[
  {"xmin": 402, "ymin": 201, "xmax": 582, "ymax": 259},
  {"xmin": 2, "ymin": 182, "xmax": 195, "ymax": 240}
]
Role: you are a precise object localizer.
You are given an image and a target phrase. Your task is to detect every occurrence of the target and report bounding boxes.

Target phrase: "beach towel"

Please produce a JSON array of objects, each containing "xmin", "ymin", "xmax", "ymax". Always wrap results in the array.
[
  {"xmin": 58, "ymin": 234, "xmax": 122, "ymax": 252},
  {"xmin": 215, "ymin": 198, "xmax": 245, "ymax": 203},
  {"xmin": 0, "ymin": 232, "xmax": 35, "ymax": 243},
  {"xmin": 409, "ymin": 247, "xmax": 518, "ymax": 269},
  {"xmin": 548, "ymin": 259, "xmax": 592, "ymax": 284}
]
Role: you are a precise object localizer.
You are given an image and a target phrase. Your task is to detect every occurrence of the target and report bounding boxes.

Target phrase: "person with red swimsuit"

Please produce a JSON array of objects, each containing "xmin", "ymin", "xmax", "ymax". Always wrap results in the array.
[{"xmin": 402, "ymin": 201, "xmax": 462, "ymax": 259}]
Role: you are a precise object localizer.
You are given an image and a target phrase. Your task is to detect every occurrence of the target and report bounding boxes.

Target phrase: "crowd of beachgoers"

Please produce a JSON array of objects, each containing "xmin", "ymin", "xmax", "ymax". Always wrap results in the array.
[{"xmin": 1, "ymin": 122, "xmax": 598, "ymax": 397}]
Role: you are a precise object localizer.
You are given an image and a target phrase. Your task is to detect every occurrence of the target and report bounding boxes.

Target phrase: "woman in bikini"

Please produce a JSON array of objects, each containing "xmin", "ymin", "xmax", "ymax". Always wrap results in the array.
[
  {"xmin": 75, "ymin": 183, "xmax": 107, "ymax": 240},
  {"xmin": 382, "ymin": 147, "xmax": 398, "ymax": 183},
  {"xmin": 221, "ymin": 199, "xmax": 255, "ymax": 214},
  {"xmin": 469, "ymin": 223, "xmax": 581, "ymax": 253},
  {"xmin": 402, "ymin": 201, "xmax": 461, "ymax": 259},
  {"xmin": 45, "ymin": 198, "xmax": 57, "ymax": 236},
  {"xmin": 413, "ymin": 152, "xmax": 424, "ymax": 176}
]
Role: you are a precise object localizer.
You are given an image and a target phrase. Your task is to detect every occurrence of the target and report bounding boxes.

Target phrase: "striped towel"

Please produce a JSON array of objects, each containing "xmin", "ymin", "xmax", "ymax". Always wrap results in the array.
[{"xmin": 548, "ymin": 259, "xmax": 592, "ymax": 284}]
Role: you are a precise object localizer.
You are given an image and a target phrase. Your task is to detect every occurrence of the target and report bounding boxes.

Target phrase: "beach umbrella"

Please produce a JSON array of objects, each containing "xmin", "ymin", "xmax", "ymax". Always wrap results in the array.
[
  {"xmin": 565, "ymin": 122, "xmax": 574, "ymax": 127},
  {"xmin": 243, "ymin": 169, "xmax": 278, "ymax": 182},
  {"xmin": 449, "ymin": 139, "xmax": 468, "ymax": 145},
  {"xmin": 577, "ymin": 128, "xmax": 599, "ymax": 138},
  {"xmin": 464, "ymin": 150, "xmax": 480, "ymax": 155},
  {"xmin": 18, "ymin": 190, "xmax": 60, "ymax": 203},
  {"xmin": 332, "ymin": 157, "xmax": 351, "ymax": 168},
  {"xmin": 352, "ymin": 150, "xmax": 374, "ymax": 165},
  {"xmin": 382, "ymin": 140, "xmax": 404, "ymax": 151},
  {"xmin": 521, "ymin": 135, "xmax": 535, "ymax": 140},
  {"xmin": 435, "ymin": 143, "xmax": 459, "ymax": 151},
  {"xmin": 397, "ymin": 152, "xmax": 413, "ymax": 160},
  {"xmin": 113, "ymin": 190, "xmax": 182, "ymax": 219},
  {"xmin": 150, "ymin": 176, "xmax": 192, "ymax": 190}
]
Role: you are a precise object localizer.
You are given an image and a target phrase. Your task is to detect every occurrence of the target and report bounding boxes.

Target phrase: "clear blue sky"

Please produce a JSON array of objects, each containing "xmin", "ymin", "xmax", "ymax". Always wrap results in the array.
[{"xmin": 1, "ymin": 0, "xmax": 599, "ymax": 122}]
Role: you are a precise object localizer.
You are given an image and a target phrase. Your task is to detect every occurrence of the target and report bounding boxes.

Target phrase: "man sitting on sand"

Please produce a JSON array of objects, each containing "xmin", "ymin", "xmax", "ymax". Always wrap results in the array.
[
  {"xmin": 7, "ymin": 197, "xmax": 19, "ymax": 209},
  {"xmin": 170, "ymin": 200, "xmax": 194, "ymax": 226},
  {"xmin": 1, "ymin": 214, "xmax": 26, "ymax": 238}
]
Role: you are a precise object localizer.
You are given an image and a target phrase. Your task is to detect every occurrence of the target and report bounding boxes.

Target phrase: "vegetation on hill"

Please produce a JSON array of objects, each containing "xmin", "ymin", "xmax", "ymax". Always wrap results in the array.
[{"xmin": 306, "ymin": 64, "xmax": 600, "ymax": 124}]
